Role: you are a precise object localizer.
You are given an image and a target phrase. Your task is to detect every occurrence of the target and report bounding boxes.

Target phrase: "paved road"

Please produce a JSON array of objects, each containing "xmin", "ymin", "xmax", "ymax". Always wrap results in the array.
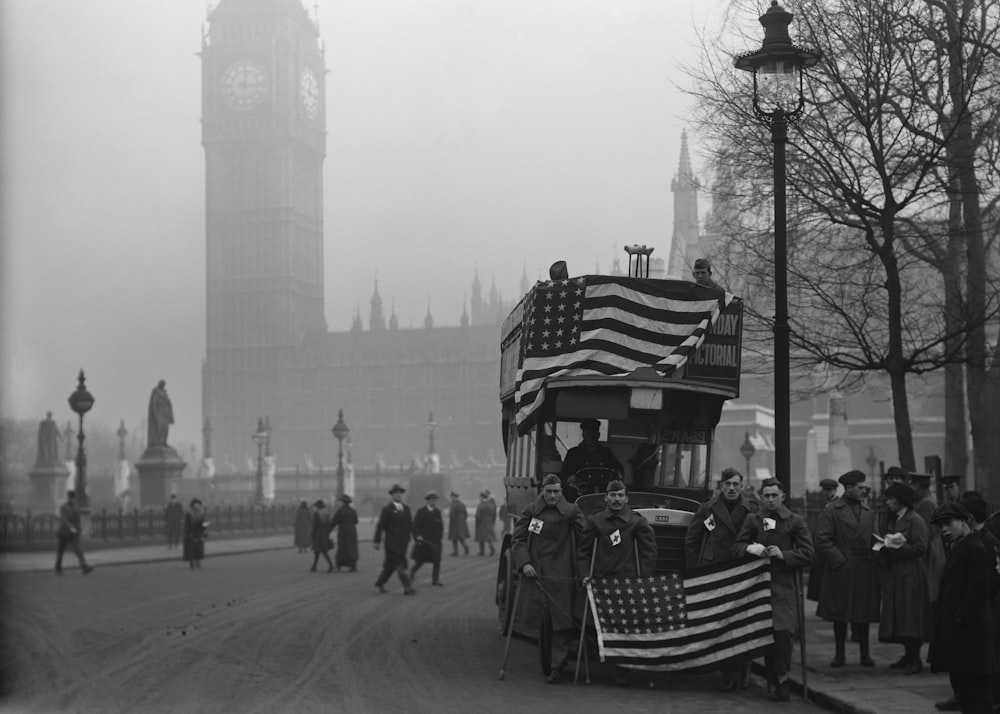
[{"xmin": 1, "ymin": 546, "xmax": 816, "ymax": 714}]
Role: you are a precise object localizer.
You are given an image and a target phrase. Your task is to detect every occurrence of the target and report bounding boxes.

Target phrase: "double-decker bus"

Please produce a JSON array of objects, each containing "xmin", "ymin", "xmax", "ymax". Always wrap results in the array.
[{"xmin": 495, "ymin": 255, "xmax": 743, "ymax": 640}]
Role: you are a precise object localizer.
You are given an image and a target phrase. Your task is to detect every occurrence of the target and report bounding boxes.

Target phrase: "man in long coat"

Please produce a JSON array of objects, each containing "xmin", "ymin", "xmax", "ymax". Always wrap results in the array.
[
  {"xmin": 331, "ymin": 494, "xmax": 359, "ymax": 571},
  {"xmin": 475, "ymin": 490, "xmax": 498, "ymax": 556},
  {"xmin": 410, "ymin": 491, "xmax": 444, "ymax": 586},
  {"xmin": 373, "ymin": 484, "xmax": 415, "ymax": 594},
  {"xmin": 815, "ymin": 469, "xmax": 880, "ymax": 668},
  {"xmin": 55, "ymin": 490, "xmax": 93, "ymax": 575},
  {"xmin": 685, "ymin": 466, "xmax": 758, "ymax": 691},
  {"xmin": 735, "ymin": 478, "xmax": 815, "ymax": 702},
  {"xmin": 928, "ymin": 503, "xmax": 995, "ymax": 714},
  {"xmin": 447, "ymin": 492, "xmax": 470, "ymax": 555},
  {"xmin": 511, "ymin": 474, "xmax": 586, "ymax": 684}
]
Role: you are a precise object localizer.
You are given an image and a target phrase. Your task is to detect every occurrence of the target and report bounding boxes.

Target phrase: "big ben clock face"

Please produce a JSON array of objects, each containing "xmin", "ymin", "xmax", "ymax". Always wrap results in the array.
[
  {"xmin": 221, "ymin": 60, "xmax": 268, "ymax": 111},
  {"xmin": 300, "ymin": 67, "xmax": 320, "ymax": 119}
]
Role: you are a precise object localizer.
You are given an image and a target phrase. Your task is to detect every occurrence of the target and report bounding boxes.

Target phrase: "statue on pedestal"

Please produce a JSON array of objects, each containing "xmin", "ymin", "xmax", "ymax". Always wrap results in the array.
[
  {"xmin": 35, "ymin": 412, "xmax": 62, "ymax": 469},
  {"xmin": 147, "ymin": 380, "xmax": 174, "ymax": 449}
]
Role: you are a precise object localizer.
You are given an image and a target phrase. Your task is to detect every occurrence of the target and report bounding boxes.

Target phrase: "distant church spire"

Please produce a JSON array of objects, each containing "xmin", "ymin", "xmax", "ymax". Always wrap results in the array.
[
  {"xmin": 369, "ymin": 277, "xmax": 385, "ymax": 331},
  {"xmin": 471, "ymin": 268, "xmax": 483, "ymax": 325},
  {"xmin": 351, "ymin": 302, "xmax": 362, "ymax": 332},
  {"xmin": 423, "ymin": 298, "xmax": 434, "ymax": 329},
  {"xmin": 668, "ymin": 130, "xmax": 700, "ymax": 279},
  {"xmin": 389, "ymin": 298, "xmax": 398, "ymax": 331},
  {"xmin": 460, "ymin": 298, "xmax": 469, "ymax": 328}
]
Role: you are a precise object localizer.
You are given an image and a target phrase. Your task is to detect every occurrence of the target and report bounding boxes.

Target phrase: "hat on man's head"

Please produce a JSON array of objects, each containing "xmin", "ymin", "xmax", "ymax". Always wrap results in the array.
[
  {"xmin": 606, "ymin": 479, "xmax": 626, "ymax": 493},
  {"xmin": 819, "ymin": 478, "xmax": 839, "ymax": 491},
  {"xmin": 314, "ymin": 499, "xmax": 326, "ymax": 508},
  {"xmin": 908, "ymin": 473, "xmax": 932, "ymax": 488},
  {"xmin": 449, "ymin": 491, "xmax": 460, "ymax": 498},
  {"xmin": 580, "ymin": 419, "xmax": 600, "ymax": 432},
  {"xmin": 479, "ymin": 490, "xmax": 489, "ymax": 499},
  {"xmin": 930, "ymin": 502, "xmax": 972, "ymax": 526},
  {"xmin": 339, "ymin": 494, "xmax": 353, "ymax": 504},
  {"xmin": 542, "ymin": 473, "xmax": 562, "ymax": 487},
  {"xmin": 388, "ymin": 484, "xmax": 406, "ymax": 494},
  {"xmin": 941, "ymin": 475, "xmax": 962, "ymax": 486},
  {"xmin": 885, "ymin": 466, "xmax": 908, "ymax": 480},
  {"xmin": 885, "ymin": 481, "xmax": 915, "ymax": 508},
  {"xmin": 694, "ymin": 258, "xmax": 711, "ymax": 270},
  {"xmin": 425, "ymin": 491, "xmax": 438, "ymax": 500},
  {"xmin": 838, "ymin": 470, "xmax": 866, "ymax": 487}
]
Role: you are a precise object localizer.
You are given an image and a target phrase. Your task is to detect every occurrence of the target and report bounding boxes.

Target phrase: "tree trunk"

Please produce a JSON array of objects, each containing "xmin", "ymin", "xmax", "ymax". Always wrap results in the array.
[{"xmin": 942, "ymin": 183, "xmax": 968, "ymax": 480}]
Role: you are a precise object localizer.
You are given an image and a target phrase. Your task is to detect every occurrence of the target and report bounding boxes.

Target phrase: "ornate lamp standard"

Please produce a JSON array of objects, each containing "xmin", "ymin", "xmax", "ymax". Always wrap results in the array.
[
  {"xmin": 332, "ymin": 410, "xmax": 350, "ymax": 500},
  {"xmin": 251, "ymin": 417, "xmax": 268, "ymax": 504},
  {"xmin": 67, "ymin": 370, "xmax": 95, "ymax": 510},
  {"xmin": 734, "ymin": 1, "xmax": 820, "ymax": 494},
  {"xmin": 426, "ymin": 411, "xmax": 437, "ymax": 456},
  {"xmin": 740, "ymin": 431, "xmax": 756, "ymax": 482}
]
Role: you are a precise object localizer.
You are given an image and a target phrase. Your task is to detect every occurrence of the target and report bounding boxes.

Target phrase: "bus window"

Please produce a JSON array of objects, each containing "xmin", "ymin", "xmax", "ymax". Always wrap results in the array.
[{"xmin": 656, "ymin": 443, "xmax": 709, "ymax": 490}]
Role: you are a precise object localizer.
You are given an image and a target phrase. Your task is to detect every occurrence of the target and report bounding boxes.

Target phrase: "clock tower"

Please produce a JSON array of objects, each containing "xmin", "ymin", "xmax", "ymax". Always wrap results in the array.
[{"xmin": 201, "ymin": 0, "xmax": 327, "ymax": 461}]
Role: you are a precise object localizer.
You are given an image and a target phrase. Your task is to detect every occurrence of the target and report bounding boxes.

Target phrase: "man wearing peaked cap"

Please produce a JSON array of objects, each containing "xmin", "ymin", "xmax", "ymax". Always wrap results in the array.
[
  {"xmin": 410, "ymin": 491, "xmax": 444, "ymax": 587},
  {"xmin": 819, "ymin": 478, "xmax": 839, "ymax": 503},
  {"xmin": 388, "ymin": 484, "xmax": 406, "ymax": 495},
  {"xmin": 927, "ymin": 501, "xmax": 995, "ymax": 713},
  {"xmin": 940, "ymin": 475, "xmax": 962, "ymax": 504},
  {"xmin": 815, "ymin": 469, "xmax": 880, "ymax": 668},
  {"xmin": 373, "ymin": 483, "xmax": 415, "ymax": 594}
]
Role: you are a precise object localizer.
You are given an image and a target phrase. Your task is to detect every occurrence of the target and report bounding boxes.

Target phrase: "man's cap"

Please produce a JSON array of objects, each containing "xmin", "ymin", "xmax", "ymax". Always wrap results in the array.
[
  {"xmin": 885, "ymin": 481, "xmax": 915, "ymax": 508},
  {"xmin": 908, "ymin": 473, "xmax": 932, "ymax": 487},
  {"xmin": 425, "ymin": 491, "xmax": 438, "ymax": 500},
  {"xmin": 449, "ymin": 491, "xmax": 460, "ymax": 498},
  {"xmin": 941, "ymin": 475, "xmax": 962, "ymax": 486},
  {"xmin": 819, "ymin": 478, "xmax": 839, "ymax": 490},
  {"xmin": 694, "ymin": 258, "xmax": 711, "ymax": 270},
  {"xmin": 542, "ymin": 473, "xmax": 562, "ymax": 487},
  {"xmin": 606, "ymin": 479, "xmax": 626, "ymax": 493},
  {"xmin": 930, "ymin": 502, "xmax": 972, "ymax": 525},
  {"xmin": 838, "ymin": 470, "xmax": 866, "ymax": 487},
  {"xmin": 580, "ymin": 419, "xmax": 600, "ymax": 431},
  {"xmin": 389, "ymin": 484, "xmax": 406, "ymax": 494},
  {"xmin": 314, "ymin": 499, "xmax": 326, "ymax": 508},
  {"xmin": 339, "ymin": 494, "xmax": 353, "ymax": 504},
  {"xmin": 885, "ymin": 466, "xmax": 908, "ymax": 479},
  {"xmin": 720, "ymin": 467, "xmax": 743, "ymax": 482}
]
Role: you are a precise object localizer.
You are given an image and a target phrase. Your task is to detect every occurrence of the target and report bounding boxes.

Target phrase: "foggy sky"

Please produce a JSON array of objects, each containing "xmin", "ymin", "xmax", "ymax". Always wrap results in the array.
[{"xmin": 1, "ymin": 0, "xmax": 739, "ymax": 453}]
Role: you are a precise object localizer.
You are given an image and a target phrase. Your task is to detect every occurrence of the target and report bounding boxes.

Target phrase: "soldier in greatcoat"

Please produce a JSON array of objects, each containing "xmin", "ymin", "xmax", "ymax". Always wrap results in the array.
[
  {"xmin": 927, "ymin": 503, "xmax": 995, "ymax": 713},
  {"xmin": 735, "ymin": 478, "xmax": 815, "ymax": 702},
  {"xmin": 511, "ymin": 474, "xmax": 586, "ymax": 684},
  {"xmin": 877, "ymin": 481, "xmax": 929, "ymax": 675},
  {"xmin": 685, "ymin": 467, "xmax": 758, "ymax": 691},
  {"xmin": 373, "ymin": 484, "xmax": 415, "ymax": 595},
  {"xmin": 815, "ymin": 469, "xmax": 880, "ymax": 668}
]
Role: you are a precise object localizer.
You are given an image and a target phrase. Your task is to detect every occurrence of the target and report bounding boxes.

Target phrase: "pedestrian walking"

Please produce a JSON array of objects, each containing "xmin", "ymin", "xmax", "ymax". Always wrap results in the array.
[
  {"xmin": 165, "ymin": 494, "xmax": 184, "ymax": 550},
  {"xmin": 510, "ymin": 474, "xmax": 586, "ymax": 684},
  {"xmin": 475, "ymin": 490, "xmax": 497, "ymax": 556},
  {"xmin": 734, "ymin": 478, "xmax": 815, "ymax": 702},
  {"xmin": 410, "ymin": 491, "xmax": 444, "ymax": 586},
  {"xmin": 183, "ymin": 498, "xmax": 208, "ymax": 570},
  {"xmin": 927, "ymin": 503, "xmax": 995, "ymax": 714},
  {"xmin": 331, "ymin": 494, "xmax": 359, "ymax": 572},
  {"xmin": 373, "ymin": 484, "xmax": 415, "ymax": 595},
  {"xmin": 815, "ymin": 469, "xmax": 880, "ymax": 668},
  {"xmin": 578, "ymin": 479, "xmax": 657, "ymax": 687},
  {"xmin": 310, "ymin": 500, "xmax": 334, "ymax": 573},
  {"xmin": 55, "ymin": 490, "xmax": 93, "ymax": 575},
  {"xmin": 877, "ymin": 481, "xmax": 929, "ymax": 675},
  {"xmin": 293, "ymin": 500, "xmax": 312, "ymax": 553},
  {"xmin": 685, "ymin": 467, "xmax": 758, "ymax": 691},
  {"xmin": 448, "ymin": 492, "xmax": 470, "ymax": 555}
]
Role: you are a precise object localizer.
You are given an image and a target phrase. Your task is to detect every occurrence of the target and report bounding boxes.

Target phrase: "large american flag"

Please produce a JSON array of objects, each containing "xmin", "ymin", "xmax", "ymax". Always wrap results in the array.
[
  {"xmin": 514, "ymin": 276, "xmax": 734, "ymax": 432},
  {"xmin": 587, "ymin": 558, "xmax": 774, "ymax": 671}
]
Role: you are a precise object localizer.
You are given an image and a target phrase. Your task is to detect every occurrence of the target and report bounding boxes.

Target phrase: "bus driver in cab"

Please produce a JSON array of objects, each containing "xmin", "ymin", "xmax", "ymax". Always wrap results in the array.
[{"xmin": 560, "ymin": 420, "xmax": 623, "ymax": 500}]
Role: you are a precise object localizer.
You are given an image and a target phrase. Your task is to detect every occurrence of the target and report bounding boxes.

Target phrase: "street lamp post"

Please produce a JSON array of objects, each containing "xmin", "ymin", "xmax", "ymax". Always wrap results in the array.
[
  {"xmin": 426, "ymin": 411, "xmax": 437, "ymax": 456},
  {"xmin": 734, "ymin": 1, "xmax": 820, "ymax": 495},
  {"xmin": 67, "ymin": 370, "xmax": 95, "ymax": 510},
  {"xmin": 251, "ymin": 417, "xmax": 268, "ymax": 504},
  {"xmin": 332, "ymin": 410, "xmax": 350, "ymax": 500},
  {"xmin": 740, "ymin": 431, "xmax": 756, "ymax": 482}
]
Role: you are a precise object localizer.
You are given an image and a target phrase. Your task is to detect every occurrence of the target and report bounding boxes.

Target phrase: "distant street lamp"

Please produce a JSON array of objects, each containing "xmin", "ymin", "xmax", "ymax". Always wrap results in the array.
[
  {"xmin": 740, "ymin": 431, "xmax": 757, "ymax": 482},
  {"xmin": 734, "ymin": 1, "xmax": 821, "ymax": 495},
  {"xmin": 332, "ymin": 410, "xmax": 350, "ymax": 500},
  {"xmin": 67, "ymin": 370, "xmax": 95, "ymax": 510},
  {"xmin": 251, "ymin": 417, "xmax": 268, "ymax": 504},
  {"xmin": 426, "ymin": 411, "xmax": 437, "ymax": 456},
  {"xmin": 865, "ymin": 446, "xmax": 878, "ymax": 480},
  {"xmin": 116, "ymin": 419, "xmax": 128, "ymax": 460}
]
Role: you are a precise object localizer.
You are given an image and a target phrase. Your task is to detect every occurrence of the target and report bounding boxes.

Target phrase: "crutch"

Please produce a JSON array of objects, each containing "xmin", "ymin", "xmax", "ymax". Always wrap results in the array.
[
  {"xmin": 574, "ymin": 539, "xmax": 598, "ymax": 684},
  {"xmin": 498, "ymin": 571, "xmax": 522, "ymax": 680},
  {"xmin": 794, "ymin": 569, "xmax": 809, "ymax": 702}
]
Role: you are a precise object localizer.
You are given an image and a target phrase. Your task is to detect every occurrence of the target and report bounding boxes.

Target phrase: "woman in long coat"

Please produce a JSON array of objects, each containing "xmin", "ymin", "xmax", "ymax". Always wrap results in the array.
[
  {"xmin": 877, "ymin": 482, "xmax": 929, "ymax": 675},
  {"xmin": 293, "ymin": 500, "xmax": 312, "ymax": 553},
  {"xmin": 183, "ymin": 499, "xmax": 208, "ymax": 570},
  {"xmin": 474, "ymin": 491, "xmax": 497, "ymax": 556},
  {"xmin": 310, "ymin": 500, "xmax": 334, "ymax": 573},
  {"xmin": 447, "ymin": 492, "xmax": 470, "ymax": 555},
  {"xmin": 330, "ymin": 494, "xmax": 359, "ymax": 571}
]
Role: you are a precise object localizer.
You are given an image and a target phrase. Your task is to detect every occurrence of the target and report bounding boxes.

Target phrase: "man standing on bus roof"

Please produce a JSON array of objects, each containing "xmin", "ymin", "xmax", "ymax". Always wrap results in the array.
[
  {"xmin": 692, "ymin": 258, "xmax": 723, "ymax": 290},
  {"xmin": 578, "ymin": 479, "xmax": 657, "ymax": 687},
  {"xmin": 685, "ymin": 467, "xmax": 758, "ymax": 691},
  {"xmin": 560, "ymin": 420, "xmax": 623, "ymax": 500},
  {"xmin": 511, "ymin": 474, "xmax": 586, "ymax": 684}
]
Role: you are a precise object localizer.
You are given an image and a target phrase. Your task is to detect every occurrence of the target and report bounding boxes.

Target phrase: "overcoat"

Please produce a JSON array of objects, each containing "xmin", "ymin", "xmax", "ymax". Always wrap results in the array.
[
  {"xmin": 877, "ymin": 508, "xmax": 929, "ymax": 642},
  {"xmin": 815, "ymin": 497, "xmax": 880, "ymax": 623},
  {"xmin": 293, "ymin": 504, "xmax": 312, "ymax": 549},
  {"xmin": 182, "ymin": 511, "xmax": 207, "ymax": 561},
  {"xmin": 374, "ymin": 502, "xmax": 412, "ymax": 566},
  {"xmin": 914, "ymin": 496, "xmax": 946, "ymax": 602},
  {"xmin": 734, "ymin": 505, "xmax": 815, "ymax": 633},
  {"xmin": 511, "ymin": 494, "xmax": 586, "ymax": 631},
  {"xmin": 927, "ymin": 532, "xmax": 995, "ymax": 676},
  {"xmin": 684, "ymin": 493, "xmax": 757, "ymax": 569},
  {"xmin": 475, "ymin": 498, "xmax": 497, "ymax": 544},
  {"xmin": 448, "ymin": 500, "xmax": 470, "ymax": 541},
  {"xmin": 330, "ymin": 504, "xmax": 359, "ymax": 568},
  {"xmin": 411, "ymin": 505, "xmax": 444, "ymax": 564},
  {"xmin": 310, "ymin": 508, "xmax": 333, "ymax": 553},
  {"xmin": 578, "ymin": 504, "xmax": 657, "ymax": 578}
]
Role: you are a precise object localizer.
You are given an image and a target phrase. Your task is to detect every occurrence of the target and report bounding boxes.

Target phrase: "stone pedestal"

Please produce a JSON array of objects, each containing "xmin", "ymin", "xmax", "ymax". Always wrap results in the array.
[
  {"xmin": 135, "ymin": 446, "xmax": 186, "ymax": 508},
  {"xmin": 29, "ymin": 464, "xmax": 69, "ymax": 513}
]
